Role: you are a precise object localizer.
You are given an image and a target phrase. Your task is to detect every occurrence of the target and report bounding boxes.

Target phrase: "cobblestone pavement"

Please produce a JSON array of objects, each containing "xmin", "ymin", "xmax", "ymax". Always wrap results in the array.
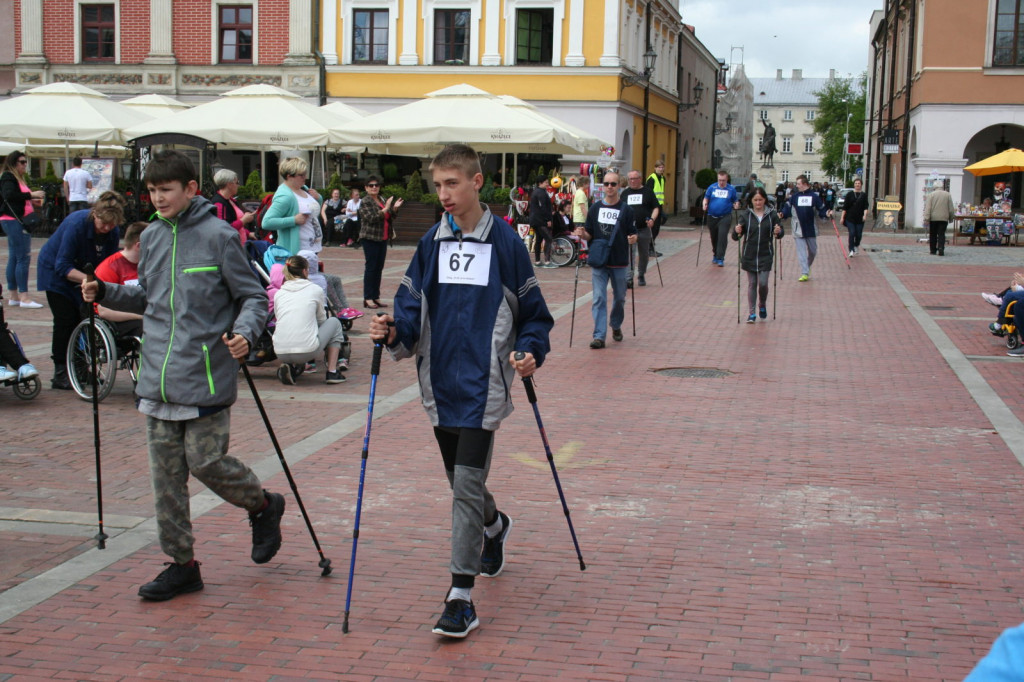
[{"xmin": 2, "ymin": 219, "xmax": 1024, "ymax": 680}]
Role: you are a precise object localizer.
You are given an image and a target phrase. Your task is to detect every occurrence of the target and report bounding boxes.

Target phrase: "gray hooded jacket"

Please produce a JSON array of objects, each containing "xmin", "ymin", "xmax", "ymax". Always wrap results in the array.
[{"xmin": 101, "ymin": 196, "xmax": 268, "ymax": 407}]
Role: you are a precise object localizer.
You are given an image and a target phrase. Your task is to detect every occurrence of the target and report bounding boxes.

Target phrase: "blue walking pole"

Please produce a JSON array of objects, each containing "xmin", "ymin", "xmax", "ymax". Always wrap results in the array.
[
  {"xmin": 343, "ymin": 316, "xmax": 388, "ymax": 633},
  {"xmin": 514, "ymin": 352, "xmax": 586, "ymax": 571}
]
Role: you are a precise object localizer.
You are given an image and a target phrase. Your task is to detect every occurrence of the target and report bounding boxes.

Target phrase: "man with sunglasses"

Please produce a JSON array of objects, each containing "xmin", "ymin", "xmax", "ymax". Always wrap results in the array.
[{"xmin": 575, "ymin": 171, "xmax": 638, "ymax": 348}]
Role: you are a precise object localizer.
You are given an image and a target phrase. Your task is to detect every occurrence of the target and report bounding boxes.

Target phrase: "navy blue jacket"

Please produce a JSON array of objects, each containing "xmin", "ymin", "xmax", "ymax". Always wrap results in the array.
[
  {"xmin": 37, "ymin": 209, "xmax": 120, "ymax": 303},
  {"xmin": 781, "ymin": 189, "xmax": 828, "ymax": 238}
]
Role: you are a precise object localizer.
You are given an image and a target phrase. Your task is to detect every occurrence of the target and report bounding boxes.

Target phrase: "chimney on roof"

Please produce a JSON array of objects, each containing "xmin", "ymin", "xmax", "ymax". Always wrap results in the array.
[
  {"xmin": 792, "ymin": 69, "xmax": 802, "ymax": 80},
  {"xmin": 776, "ymin": 69, "xmax": 783, "ymax": 80},
  {"xmin": 829, "ymin": 68, "xmax": 835, "ymax": 79}
]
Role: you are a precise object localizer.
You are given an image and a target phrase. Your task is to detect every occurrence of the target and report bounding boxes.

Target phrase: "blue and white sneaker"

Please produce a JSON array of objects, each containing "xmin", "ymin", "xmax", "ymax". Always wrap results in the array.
[
  {"xmin": 480, "ymin": 511, "xmax": 512, "ymax": 577},
  {"xmin": 0, "ymin": 366, "xmax": 17, "ymax": 382},
  {"xmin": 432, "ymin": 597, "xmax": 479, "ymax": 638},
  {"xmin": 17, "ymin": 364, "xmax": 38, "ymax": 381}
]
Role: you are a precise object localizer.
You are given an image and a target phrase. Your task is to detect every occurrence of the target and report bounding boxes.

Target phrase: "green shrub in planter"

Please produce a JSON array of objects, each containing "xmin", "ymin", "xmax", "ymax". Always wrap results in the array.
[
  {"xmin": 380, "ymin": 184, "xmax": 406, "ymax": 201},
  {"xmin": 405, "ymin": 170, "xmax": 424, "ymax": 201},
  {"xmin": 239, "ymin": 170, "xmax": 264, "ymax": 201},
  {"xmin": 694, "ymin": 168, "xmax": 717, "ymax": 190}
]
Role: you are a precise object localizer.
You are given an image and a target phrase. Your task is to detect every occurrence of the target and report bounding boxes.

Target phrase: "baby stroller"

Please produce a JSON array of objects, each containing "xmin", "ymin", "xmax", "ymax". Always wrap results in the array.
[{"xmin": 990, "ymin": 300, "xmax": 1022, "ymax": 350}]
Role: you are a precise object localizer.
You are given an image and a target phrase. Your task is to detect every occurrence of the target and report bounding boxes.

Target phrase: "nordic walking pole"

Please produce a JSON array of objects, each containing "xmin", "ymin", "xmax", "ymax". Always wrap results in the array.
[
  {"xmin": 773, "ymin": 238, "xmax": 778, "ymax": 320},
  {"xmin": 695, "ymin": 211, "xmax": 706, "ymax": 268},
  {"xmin": 568, "ymin": 247, "xmax": 581, "ymax": 348},
  {"xmin": 830, "ymin": 216, "xmax": 852, "ymax": 269},
  {"xmin": 629, "ymin": 245, "xmax": 636, "ymax": 337},
  {"xmin": 736, "ymin": 232, "xmax": 743, "ymax": 324},
  {"xmin": 514, "ymin": 351, "xmax": 585, "ymax": 571},
  {"xmin": 231, "ymin": 334, "xmax": 332, "ymax": 577},
  {"xmin": 343, "ymin": 315, "xmax": 388, "ymax": 633},
  {"xmin": 83, "ymin": 265, "xmax": 107, "ymax": 550},
  {"xmin": 652, "ymin": 235, "xmax": 664, "ymax": 287}
]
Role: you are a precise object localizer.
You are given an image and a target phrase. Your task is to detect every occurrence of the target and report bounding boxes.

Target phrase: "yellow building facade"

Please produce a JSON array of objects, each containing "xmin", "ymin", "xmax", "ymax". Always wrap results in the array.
[{"xmin": 320, "ymin": 0, "xmax": 695, "ymax": 212}]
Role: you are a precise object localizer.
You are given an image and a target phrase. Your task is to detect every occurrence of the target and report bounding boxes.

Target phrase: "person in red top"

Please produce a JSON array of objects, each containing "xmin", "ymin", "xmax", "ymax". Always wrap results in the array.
[
  {"xmin": 211, "ymin": 169, "xmax": 256, "ymax": 244},
  {"xmin": 94, "ymin": 221, "xmax": 147, "ymax": 337}
]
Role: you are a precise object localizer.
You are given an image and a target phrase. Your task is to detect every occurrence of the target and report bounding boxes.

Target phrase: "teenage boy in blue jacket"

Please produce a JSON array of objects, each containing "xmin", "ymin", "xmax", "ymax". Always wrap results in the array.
[
  {"xmin": 84, "ymin": 151, "xmax": 284, "ymax": 601},
  {"xmin": 369, "ymin": 144, "xmax": 553, "ymax": 639},
  {"xmin": 781, "ymin": 174, "xmax": 832, "ymax": 281}
]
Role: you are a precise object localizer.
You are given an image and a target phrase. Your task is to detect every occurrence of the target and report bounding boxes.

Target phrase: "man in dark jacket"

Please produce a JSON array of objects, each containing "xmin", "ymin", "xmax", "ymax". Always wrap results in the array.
[
  {"xmin": 529, "ymin": 177, "xmax": 555, "ymax": 267},
  {"xmin": 621, "ymin": 169, "xmax": 660, "ymax": 286},
  {"xmin": 839, "ymin": 178, "xmax": 870, "ymax": 257},
  {"xmin": 781, "ymin": 174, "xmax": 831, "ymax": 281},
  {"xmin": 576, "ymin": 171, "xmax": 637, "ymax": 347}
]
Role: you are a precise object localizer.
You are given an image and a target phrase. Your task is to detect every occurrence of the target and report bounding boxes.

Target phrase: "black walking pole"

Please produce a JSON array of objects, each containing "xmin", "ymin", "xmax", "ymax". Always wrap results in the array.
[
  {"xmin": 231, "ymin": 334, "xmax": 332, "ymax": 577},
  {"xmin": 695, "ymin": 212, "xmax": 706, "ymax": 268},
  {"xmin": 736, "ymin": 233, "xmax": 743, "ymax": 325},
  {"xmin": 629, "ymin": 245, "xmax": 636, "ymax": 337},
  {"xmin": 773, "ymin": 238, "xmax": 778, "ymax": 320},
  {"xmin": 514, "ymin": 352, "xmax": 585, "ymax": 571},
  {"xmin": 568, "ymin": 250, "xmax": 581, "ymax": 348},
  {"xmin": 651, "ymin": 235, "xmax": 664, "ymax": 287},
  {"xmin": 83, "ymin": 265, "xmax": 107, "ymax": 550},
  {"xmin": 343, "ymin": 316, "xmax": 388, "ymax": 633}
]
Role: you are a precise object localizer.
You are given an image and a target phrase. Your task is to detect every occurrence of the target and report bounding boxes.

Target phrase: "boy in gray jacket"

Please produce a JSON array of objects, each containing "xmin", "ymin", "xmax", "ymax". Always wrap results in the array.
[{"xmin": 83, "ymin": 151, "xmax": 283, "ymax": 601}]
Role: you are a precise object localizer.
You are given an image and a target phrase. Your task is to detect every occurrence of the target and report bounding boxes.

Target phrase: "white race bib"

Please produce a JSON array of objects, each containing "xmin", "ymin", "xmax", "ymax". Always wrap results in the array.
[
  {"xmin": 713, "ymin": 189, "xmax": 729, "ymax": 199},
  {"xmin": 598, "ymin": 207, "xmax": 620, "ymax": 225},
  {"xmin": 797, "ymin": 196, "xmax": 813, "ymax": 207},
  {"xmin": 124, "ymin": 278, "xmax": 140, "ymax": 287},
  {"xmin": 627, "ymin": 193, "xmax": 643, "ymax": 205},
  {"xmin": 438, "ymin": 241, "xmax": 492, "ymax": 287}
]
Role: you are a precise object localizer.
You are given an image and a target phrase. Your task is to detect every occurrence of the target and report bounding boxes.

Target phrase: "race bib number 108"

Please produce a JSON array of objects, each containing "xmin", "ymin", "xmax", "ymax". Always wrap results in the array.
[{"xmin": 438, "ymin": 241, "xmax": 492, "ymax": 286}]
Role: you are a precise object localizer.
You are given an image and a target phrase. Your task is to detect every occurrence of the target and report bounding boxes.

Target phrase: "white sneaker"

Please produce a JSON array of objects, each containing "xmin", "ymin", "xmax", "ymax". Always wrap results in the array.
[
  {"xmin": 982, "ymin": 292, "xmax": 1003, "ymax": 307},
  {"xmin": 6, "ymin": 299, "xmax": 18, "ymax": 307},
  {"xmin": 0, "ymin": 366, "xmax": 17, "ymax": 381},
  {"xmin": 17, "ymin": 364, "xmax": 38, "ymax": 380},
  {"xmin": 849, "ymin": 250, "xmax": 855, "ymax": 258},
  {"xmin": 18, "ymin": 300, "xmax": 43, "ymax": 309}
]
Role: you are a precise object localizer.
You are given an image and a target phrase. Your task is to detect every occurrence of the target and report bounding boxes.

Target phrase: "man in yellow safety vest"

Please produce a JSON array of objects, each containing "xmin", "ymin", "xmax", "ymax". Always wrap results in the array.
[{"xmin": 645, "ymin": 160, "xmax": 666, "ymax": 256}]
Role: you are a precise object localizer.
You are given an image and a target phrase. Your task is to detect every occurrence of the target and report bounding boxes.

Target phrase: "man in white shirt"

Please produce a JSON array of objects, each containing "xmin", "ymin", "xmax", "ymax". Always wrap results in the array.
[{"xmin": 63, "ymin": 157, "xmax": 93, "ymax": 212}]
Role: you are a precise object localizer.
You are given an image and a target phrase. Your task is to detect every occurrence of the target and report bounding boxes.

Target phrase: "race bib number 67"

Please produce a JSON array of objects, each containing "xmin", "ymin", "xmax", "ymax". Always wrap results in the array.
[{"xmin": 438, "ymin": 241, "xmax": 492, "ymax": 286}]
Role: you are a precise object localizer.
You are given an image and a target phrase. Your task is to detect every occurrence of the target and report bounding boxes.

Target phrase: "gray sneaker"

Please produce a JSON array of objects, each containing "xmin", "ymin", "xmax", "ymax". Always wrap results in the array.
[{"xmin": 1008, "ymin": 346, "xmax": 1024, "ymax": 357}]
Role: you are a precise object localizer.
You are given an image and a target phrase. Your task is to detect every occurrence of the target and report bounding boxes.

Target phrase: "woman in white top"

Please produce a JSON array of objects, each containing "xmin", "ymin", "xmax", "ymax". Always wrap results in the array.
[
  {"xmin": 342, "ymin": 187, "xmax": 361, "ymax": 247},
  {"xmin": 271, "ymin": 255, "xmax": 349, "ymax": 385}
]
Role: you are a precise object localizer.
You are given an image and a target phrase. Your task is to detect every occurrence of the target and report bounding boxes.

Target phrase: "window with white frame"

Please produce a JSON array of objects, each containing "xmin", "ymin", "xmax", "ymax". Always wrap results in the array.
[
  {"xmin": 757, "ymin": 137, "xmax": 763, "ymax": 151},
  {"xmin": 804, "ymin": 171, "xmax": 812, "ymax": 181},
  {"xmin": 434, "ymin": 9, "xmax": 471, "ymax": 64},
  {"xmin": 806, "ymin": 110, "xmax": 816, "ymax": 121},
  {"xmin": 783, "ymin": 110, "xmax": 792, "ymax": 121},
  {"xmin": 782, "ymin": 136, "xmax": 792, "ymax": 153},
  {"xmin": 759, "ymin": 110, "xmax": 768, "ymax": 120},
  {"xmin": 516, "ymin": 8, "xmax": 553, "ymax": 64},
  {"xmin": 993, "ymin": 0, "xmax": 1024, "ymax": 65},
  {"xmin": 781, "ymin": 170, "xmax": 790, "ymax": 182},
  {"xmin": 804, "ymin": 137, "xmax": 814, "ymax": 153},
  {"xmin": 218, "ymin": 5, "xmax": 253, "ymax": 63},
  {"xmin": 82, "ymin": 4, "xmax": 115, "ymax": 62},
  {"xmin": 353, "ymin": 9, "xmax": 388, "ymax": 63}
]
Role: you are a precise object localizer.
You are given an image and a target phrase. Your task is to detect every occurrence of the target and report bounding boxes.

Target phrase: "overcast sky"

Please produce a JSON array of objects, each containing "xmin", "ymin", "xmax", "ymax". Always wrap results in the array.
[{"xmin": 679, "ymin": 0, "xmax": 882, "ymax": 80}]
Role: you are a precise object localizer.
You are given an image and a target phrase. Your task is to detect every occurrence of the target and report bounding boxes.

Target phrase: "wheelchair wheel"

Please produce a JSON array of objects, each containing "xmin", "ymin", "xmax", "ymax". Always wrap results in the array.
[
  {"xmin": 550, "ymin": 236, "xmax": 577, "ymax": 267},
  {"xmin": 120, "ymin": 336, "xmax": 141, "ymax": 386},
  {"xmin": 13, "ymin": 376, "xmax": 41, "ymax": 400},
  {"xmin": 67, "ymin": 319, "xmax": 117, "ymax": 402}
]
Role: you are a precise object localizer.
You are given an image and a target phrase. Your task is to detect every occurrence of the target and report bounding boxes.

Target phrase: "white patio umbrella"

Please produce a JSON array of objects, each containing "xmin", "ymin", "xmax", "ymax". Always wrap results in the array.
[
  {"xmin": 124, "ymin": 84, "xmax": 350, "ymax": 149},
  {"xmin": 0, "ymin": 83, "xmax": 150, "ymax": 166},
  {"xmin": 320, "ymin": 101, "xmax": 369, "ymax": 121},
  {"xmin": 495, "ymin": 95, "xmax": 607, "ymax": 155},
  {"xmin": 331, "ymin": 84, "xmax": 608, "ymax": 156},
  {"xmin": 121, "ymin": 94, "xmax": 191, "ymax": 119}
]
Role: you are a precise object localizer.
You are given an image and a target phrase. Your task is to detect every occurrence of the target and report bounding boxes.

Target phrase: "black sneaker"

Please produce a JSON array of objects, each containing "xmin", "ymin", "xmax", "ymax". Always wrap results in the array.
[
  {"xmin": 612, "ymin": 328, "xmax": 623, "ymax": 342},
  {"xmin": 638, "ymin": 276, "xmax": 646, "ymax": 286},
  {"xmin": 480, "ymin": 511, "xmax": 512, "ymax": 577},
  {"xmin": 250, "ymin": 491, "xmax": 285, "ymax": 564},
  {"xmin": 138, "ymin": 561, "xmax": 203, "ymax": 601},
  {"xmin": 277, "ymin": 364, "xmax": 294, "ymax": 385},
  {"xmin": 759, "ymin": 307, "xmax": 767, "ymax": 319},
  {"xmin": 325, "ymin": 370, "xmax": 346, "ymax": 384},
  {"xmin": 589, "ymin": 338, "xmax": 605, "ymax": 349},
  {"xmin": 1008, "ymin": 346, "xmax": 1024, "ymax": 357},
  {"xmin": 626, "ymin": 278, "xmax": 633, "ymax": 289},
  {"xmin": 432, "ymin": 598, "xmax": 479, "ymax": 638}
]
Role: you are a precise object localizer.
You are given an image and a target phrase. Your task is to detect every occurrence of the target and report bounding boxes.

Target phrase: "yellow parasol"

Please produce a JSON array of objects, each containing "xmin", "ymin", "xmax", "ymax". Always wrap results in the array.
[{"xmin": 964, "ymin": 148, "xmax": 1024, "ymax": 176}]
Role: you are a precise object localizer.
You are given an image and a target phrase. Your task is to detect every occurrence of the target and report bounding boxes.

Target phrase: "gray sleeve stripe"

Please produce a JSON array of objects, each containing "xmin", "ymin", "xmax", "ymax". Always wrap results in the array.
[
  {"xmin": 400, "ymin": 275, "xmax": 422, "ymax": 300},
  {"xmin": 519, "ymin": 276, "xmax": 540, "ymax": 297}
]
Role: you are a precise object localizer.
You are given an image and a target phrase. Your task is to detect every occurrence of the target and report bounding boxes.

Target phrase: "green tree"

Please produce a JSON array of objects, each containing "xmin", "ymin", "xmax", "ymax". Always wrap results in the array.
[
  {"xmin": 813, "ymin": 75, "xmax": 867, "ymax": 184},
  {"xmin": 694, "ymin": 168, "xmax": 717, "ymax": 190},
  {"xmin": 239, "ymin": 170, "xmax": 264, "ymax": 201}
]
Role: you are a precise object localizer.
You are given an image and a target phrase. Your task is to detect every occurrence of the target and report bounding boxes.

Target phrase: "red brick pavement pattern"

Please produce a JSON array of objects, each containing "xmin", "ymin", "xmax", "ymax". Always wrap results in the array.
[{"xmin": 3, "ymin": 229, "xmax": 1024, "ymax": 679}]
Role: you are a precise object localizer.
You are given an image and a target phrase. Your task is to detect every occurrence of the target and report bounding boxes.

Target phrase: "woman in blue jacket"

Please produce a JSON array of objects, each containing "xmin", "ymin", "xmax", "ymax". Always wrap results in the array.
[{"xmin": 36, "ymin": 191, "xmax": 124, "ymax": 389}]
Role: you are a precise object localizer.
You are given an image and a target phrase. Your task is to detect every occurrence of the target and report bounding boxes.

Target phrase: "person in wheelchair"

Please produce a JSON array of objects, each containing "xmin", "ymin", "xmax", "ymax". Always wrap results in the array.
[
  {"xmin": 0, "ymin": 284, "xmax": 38, "ymax": 383},
  {"xmin": 94, "ymin": 221, "xmax": 147, "ymax": 339}
]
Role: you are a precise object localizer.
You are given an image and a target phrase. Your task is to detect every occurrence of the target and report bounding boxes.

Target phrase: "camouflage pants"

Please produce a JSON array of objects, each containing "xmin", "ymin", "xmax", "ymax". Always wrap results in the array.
[{"xmin": 147, "ymin": 410, "xmax": 264, "ymax": 564}]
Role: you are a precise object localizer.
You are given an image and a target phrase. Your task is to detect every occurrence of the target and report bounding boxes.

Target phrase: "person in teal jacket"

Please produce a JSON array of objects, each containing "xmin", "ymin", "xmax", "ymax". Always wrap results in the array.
[{"xmin": 261, "ymin": 156, "xmax": 321, "ymax": 255}]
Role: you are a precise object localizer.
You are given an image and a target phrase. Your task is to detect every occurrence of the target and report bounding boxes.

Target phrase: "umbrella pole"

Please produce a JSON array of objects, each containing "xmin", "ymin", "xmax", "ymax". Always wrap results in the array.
[{"xmin": 260, "ymin": 151, "xmax": 266, "ymax": 191}]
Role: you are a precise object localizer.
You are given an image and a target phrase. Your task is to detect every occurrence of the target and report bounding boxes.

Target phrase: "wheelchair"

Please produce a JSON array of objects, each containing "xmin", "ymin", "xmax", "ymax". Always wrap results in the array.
[
  {"xmin": 990, "ymin": 299, "xmax": 1022, "ymax": 350},
  {"xmin": 66, "ymin": 317, "xmax": 141, "ymax": 401}
]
